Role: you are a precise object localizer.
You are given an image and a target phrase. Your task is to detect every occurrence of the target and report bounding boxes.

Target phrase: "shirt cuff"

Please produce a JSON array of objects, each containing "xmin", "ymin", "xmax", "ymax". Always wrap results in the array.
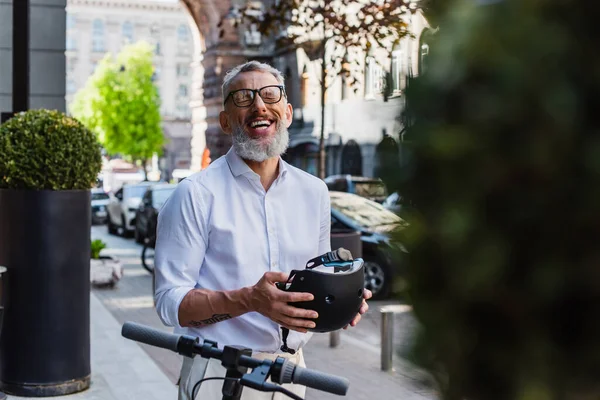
[{"xmin": 155, "ymin": 286, "xmax": 195, "ymax": 328}]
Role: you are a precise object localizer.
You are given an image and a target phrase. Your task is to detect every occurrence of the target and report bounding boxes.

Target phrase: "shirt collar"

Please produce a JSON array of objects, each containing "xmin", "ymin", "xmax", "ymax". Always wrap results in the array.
[
  {"xmin": 226, "ymin": 147, "xmax": 253, "ymax": 177},
  {"xmin": 226, "ymin": 147, "xmax": 288, "ymax": 180}
]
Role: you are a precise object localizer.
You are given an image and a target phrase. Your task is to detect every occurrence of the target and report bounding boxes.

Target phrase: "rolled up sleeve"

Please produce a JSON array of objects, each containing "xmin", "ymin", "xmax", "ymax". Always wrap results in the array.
[{"xmin": 154, "ymin": 179, "xmax": 208, "ymax": 327}]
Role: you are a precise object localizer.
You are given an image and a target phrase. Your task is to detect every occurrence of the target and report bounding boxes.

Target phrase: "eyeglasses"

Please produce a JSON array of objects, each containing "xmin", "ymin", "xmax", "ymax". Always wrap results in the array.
[{"xmin": 224, "ymin": 85, "xmax": 286, "ymax": 107}]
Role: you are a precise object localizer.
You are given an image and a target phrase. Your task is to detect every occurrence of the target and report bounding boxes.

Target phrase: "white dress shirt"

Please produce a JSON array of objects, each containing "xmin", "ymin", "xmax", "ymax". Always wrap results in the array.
[{"xmin": 154, "ymin": 147, "xmax": 331, "ymax": 353}]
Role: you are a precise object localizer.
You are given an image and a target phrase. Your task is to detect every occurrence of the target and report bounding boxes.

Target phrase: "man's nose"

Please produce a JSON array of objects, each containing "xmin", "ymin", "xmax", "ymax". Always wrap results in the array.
[{"xmin": 250, "ymin": 93, "xmax": 267, "ymax": 112}]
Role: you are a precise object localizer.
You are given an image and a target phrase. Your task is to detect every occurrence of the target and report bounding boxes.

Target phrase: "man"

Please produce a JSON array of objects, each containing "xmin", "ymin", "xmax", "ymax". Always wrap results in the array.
[{"xmin": 154, "ymin": 61, "xmax": 371, "ymax": 400}]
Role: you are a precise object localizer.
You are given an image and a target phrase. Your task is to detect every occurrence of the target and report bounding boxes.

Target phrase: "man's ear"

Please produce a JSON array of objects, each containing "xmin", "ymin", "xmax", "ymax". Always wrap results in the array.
[
  {"xmin": 219, "ymin": 111, "xmax": 232, "ymax": 135},
  {"xmin": 284, "ymin": 103, "xmax": 293, "ymax": 128}
]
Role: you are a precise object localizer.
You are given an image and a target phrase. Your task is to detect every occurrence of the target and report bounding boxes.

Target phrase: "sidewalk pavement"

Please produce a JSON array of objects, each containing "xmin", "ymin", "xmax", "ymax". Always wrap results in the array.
[
  {"xmin": 6, "ymin": 290, "xmax": 435, "ymax": 400},
  {"xmin": 8, "ymin": 292, "xmax": 177, "ymax": 400},
  {"xmin": 46, "ymin": 225, "xmax": 437, "ymax": 400}
]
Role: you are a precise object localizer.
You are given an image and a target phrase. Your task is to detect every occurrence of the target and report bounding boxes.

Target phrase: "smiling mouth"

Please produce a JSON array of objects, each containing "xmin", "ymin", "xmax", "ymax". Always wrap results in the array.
[{"xmin": 246, "ymin": 119, "xmax": 274, "ymax": 132}]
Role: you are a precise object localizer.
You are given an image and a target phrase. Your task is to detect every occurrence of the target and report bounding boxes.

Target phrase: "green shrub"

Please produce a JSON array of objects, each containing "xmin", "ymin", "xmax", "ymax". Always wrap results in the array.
[
  {"xmin": 390, "ymin": 1, "xmax": 600, "ymax": 399},
  {"xmin": 0, "ymin": 109, "xmax": 103, "ymax": 190},
  {"xmin": 90, "ymin": 239, "xmax": 106, "ymax": 259}
]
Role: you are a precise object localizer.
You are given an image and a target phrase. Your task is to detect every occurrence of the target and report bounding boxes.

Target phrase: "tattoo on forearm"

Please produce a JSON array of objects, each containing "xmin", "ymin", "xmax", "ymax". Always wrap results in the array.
[{"xmin": 189, "ymin": 313, "xmax": 232, "ymax": 327}]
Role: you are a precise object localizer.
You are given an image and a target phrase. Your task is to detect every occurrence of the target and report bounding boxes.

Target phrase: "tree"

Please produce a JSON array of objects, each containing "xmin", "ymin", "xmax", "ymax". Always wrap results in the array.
[
  {"xmin": 230, "ymin": 0, "xmax": 415, "ymax": 179},
  {"xmin": 71, "ymin": 41, "xmax": 164, "ymax": 179},
  {"xmin": 388, "ymin": 0, "xmax": 600, "ymax": 399}
]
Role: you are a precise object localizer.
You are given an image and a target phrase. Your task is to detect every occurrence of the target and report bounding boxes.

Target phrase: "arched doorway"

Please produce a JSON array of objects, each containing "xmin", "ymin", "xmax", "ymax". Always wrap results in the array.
[
  {"xmin": 340, "ymin": 140, "xmax": 362, "ymax": 176},
  {"xmin": 374, "ymin": 134, "xmax": 400, "ymax": 190}
]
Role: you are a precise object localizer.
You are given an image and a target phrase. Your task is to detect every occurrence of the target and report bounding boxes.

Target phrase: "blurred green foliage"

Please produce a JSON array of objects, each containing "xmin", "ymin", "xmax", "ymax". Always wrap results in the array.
[
  {"xmin": 70, "ymin": 41, "xmax": 164, "ymax": 169},
  {"xmin": 90, "ymin": 239, "xmax": 106, "ymax": 259},
  {"xmin": 390, "ymin": 1, "xmax": 600, "ymax": 399},
  {"xmin": 0, "ymin": 109, "xmax": 102, "ymax": 190}
]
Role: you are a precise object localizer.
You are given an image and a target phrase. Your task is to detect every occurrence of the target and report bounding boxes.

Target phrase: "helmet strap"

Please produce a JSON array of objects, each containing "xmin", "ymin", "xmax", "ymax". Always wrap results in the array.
[{"xmin": 305, "ymin": 248, "xmax": 352, "ymax": 269}]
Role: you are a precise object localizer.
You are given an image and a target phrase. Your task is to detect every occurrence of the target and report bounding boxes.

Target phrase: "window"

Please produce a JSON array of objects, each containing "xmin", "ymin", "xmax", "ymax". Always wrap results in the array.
[
  {"xmin": 152, "ymin": 188, "xmax": 175, "ymax": 208},
  {"xmin": 67, "ymin": 14, "xmax": 76, "ymax": 30},
  {"xmin": 67, "ymin": 79, "xmax": 76, "ymax": 94},
  {"xmin": 66, "ymin": 35, "xmax": 77, "ymax": 51},
  {"xmin": 353, "ymin": 180, "xmax": 388, "ymax": 198},
  {"xmin": 123, "ymin": 185, "xmax": 150, "ymax": 199},
  {"xmin": 92, "ymin": 19, "xmax": 104, "ymax": 52},
  {"xmin": 244, "ymin": 24, "xmax": 261, "ymax": 46},
  {"xmin": 391, "ymin": 42, "xmax": 406, "ymax": 93},
  {"xmin": 122, "ymin": 21, "xmax": 134, "ymax": 44},
  {"xmin": 177, "ymin": 24, "xmax": 189, "ymax": 54},
  {"xmin": 326, "ymin": 178, "xmax": 348, "ymax": 192},
  {"xmin": 365, "ymin": 56, "xmax": 384, "ymax": 98},
  {"xmin": 176, "ymin": 64, "xmax": 189, "ymax": 77},
  {"xmin": 66, "ymin": 15, "xmax": 77, "ymax": 50},
  {"xmin": 91, "ymin": 192, "xmax": 109, "ymax": 201},
  {"xmin": 177, "ymin": 25, "xmax": 189, "ymax": 43},
  {"xmin": 176, "ymin": 103, "xmax": 191, "ymax": 119},
  {"xmin": 67, "ymin": 58, "xmax": 76, "ymax": 73},
  {"xmin": 150, "ymin": 24, "xmax": 161, "ymax": 55},
  {"xmin": 330, "ymin": 192, "xmax": 403, "ymax": 231},
  {"xmin": 178, "ymin": 85, "xmax": 188, "ymax": 97}
]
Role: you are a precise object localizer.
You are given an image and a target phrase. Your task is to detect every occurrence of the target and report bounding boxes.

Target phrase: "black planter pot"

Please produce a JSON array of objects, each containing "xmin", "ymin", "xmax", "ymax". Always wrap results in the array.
[{"xmin": 0, "ymin": 189, "xmax": 91, "ymax": 397}]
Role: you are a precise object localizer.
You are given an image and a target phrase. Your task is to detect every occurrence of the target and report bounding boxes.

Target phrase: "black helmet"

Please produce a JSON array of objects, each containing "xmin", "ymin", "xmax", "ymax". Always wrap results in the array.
[{"xmin": 276, "ymin": 248, "xmax": 365, "ymax": 353}]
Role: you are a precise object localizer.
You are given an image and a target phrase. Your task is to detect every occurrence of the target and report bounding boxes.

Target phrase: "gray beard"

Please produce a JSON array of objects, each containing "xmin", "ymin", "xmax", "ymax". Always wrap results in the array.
[{"xmin": 232, "ymin": 120, "xmax": 289, "ymax": 162}]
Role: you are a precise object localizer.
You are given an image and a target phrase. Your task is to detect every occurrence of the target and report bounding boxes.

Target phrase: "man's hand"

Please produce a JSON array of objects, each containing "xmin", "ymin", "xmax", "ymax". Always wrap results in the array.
[
  {"xmin": 343, "ymin": 288, "xmax": 372, "ymax": 330},
  {"xmin": 249, "ymin": 271, "xmax": 318, "ymax": 333}
]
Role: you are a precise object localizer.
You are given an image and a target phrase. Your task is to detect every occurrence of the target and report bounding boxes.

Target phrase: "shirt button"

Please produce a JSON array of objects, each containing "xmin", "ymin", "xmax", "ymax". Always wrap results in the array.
[{"xmin": 271, "ymin": 262, "xmax": 277, "ymax": 268}]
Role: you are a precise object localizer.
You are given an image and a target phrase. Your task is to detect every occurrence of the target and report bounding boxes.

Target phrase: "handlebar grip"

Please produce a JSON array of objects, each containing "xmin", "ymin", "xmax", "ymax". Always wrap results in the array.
[
  {"xmin": 280, "ymin": 361, "xmax": 349, "ymax": 396},
  {"xmin": 122, "ymin": 321, "xmax": 180, "ymax": 352}
]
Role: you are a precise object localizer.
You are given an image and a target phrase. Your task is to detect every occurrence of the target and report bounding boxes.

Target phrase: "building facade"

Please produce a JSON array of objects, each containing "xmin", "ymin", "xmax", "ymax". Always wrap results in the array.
[
  {"xmin": 1, "ymin": 1, "xmax": 431, "ymax": 182},
  {"xmin": 1, "ymin": 0, "xmax": 67, "ymax": 116},
  {"xmin": 278, "ymin": 9, "xmax": 431, "ymax": 178},
  {"xmin": 65, "ymin": 0, "xmax": 196, "ymax": 178},
  {"xmin": 179, "ymin": 0, "xmax": 432, "ymax": 179}
]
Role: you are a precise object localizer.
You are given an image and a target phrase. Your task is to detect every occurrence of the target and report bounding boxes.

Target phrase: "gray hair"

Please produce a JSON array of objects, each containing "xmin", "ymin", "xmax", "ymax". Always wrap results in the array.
[{"xmin": 221, "ymin": 61, "xmax": 286, "ymax": 100}]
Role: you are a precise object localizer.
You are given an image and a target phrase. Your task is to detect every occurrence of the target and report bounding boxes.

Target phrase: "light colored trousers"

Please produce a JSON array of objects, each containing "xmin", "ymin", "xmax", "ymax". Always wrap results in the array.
[{"xmin": 178, "ymin": 350, "xmax": 306, "ymax": 400}]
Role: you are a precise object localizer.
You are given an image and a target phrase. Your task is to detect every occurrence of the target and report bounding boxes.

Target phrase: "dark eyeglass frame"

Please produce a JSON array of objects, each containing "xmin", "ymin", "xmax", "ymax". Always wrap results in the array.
[{"xmin": 223, "ymin": 85, "xmax": 286, "ymax": 107}]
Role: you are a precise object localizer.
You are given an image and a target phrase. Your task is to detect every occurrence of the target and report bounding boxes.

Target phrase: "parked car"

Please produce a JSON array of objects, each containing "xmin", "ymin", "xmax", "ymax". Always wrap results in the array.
[
  {"xmin": 382, "ymin": 191, "xmax": 416, "ymax": 219},
  {"xmin": 134, "ymin": 183, "xmax": 177, "ymax": 244},
  {"xmin": 330, "ymin": 191, "xmax": 408, "ymax": 299},
  {"xmin": 107, "ymin": 181, "xmax": 155, "ymax": 236},
  {"xmin": 324, "ymin": 175, "xmax": 388, "ymax": 203},
  {"xmin": 91, "ymin": 188, "xmax": 110, "ymax": 225},
  {"xmin": 382, "ymin": 191, "xmax": 402, "ymax": 213}
]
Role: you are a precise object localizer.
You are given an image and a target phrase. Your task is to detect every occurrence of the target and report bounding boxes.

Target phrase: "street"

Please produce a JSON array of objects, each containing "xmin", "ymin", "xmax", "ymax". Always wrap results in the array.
[{"xmin": 91, "ymin": 225, "xmax": 437, "ymax": 400}]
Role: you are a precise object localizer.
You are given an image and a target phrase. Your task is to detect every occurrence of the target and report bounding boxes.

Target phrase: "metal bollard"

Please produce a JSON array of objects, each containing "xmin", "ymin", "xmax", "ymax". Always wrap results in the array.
[
  {"xmin": 329, "ymin": 330, "xmax": 340, "ymax": 348},
  {"xmin": 381, "ymin": 308, "xmax": 395, "ymax": 371}
]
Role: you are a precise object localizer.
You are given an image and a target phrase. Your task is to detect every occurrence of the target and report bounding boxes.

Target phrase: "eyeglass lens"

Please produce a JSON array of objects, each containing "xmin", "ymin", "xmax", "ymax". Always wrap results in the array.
[{"xmin": 232, "ymin": 86, "xmax": 282, "ymax": 107}]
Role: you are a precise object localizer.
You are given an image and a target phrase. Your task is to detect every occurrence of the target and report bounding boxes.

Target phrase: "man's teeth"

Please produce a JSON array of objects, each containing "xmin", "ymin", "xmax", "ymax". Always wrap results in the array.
[{"xmin": 250, "ymin": 120, "xmax": 271, "ymax": 128}]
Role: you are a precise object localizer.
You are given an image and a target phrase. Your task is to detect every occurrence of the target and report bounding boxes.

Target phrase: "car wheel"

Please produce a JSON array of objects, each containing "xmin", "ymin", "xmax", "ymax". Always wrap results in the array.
[
  {"xmin": 107, "ymin": 212, "xmax": 117, "ymax": 235},
  {"xmin": 116, "ymin": 214, "xmax": 126, "ymax": 237},
  {"xmin": 363, "ymin": 256, "xmax": 392, "ymax": 300}
]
